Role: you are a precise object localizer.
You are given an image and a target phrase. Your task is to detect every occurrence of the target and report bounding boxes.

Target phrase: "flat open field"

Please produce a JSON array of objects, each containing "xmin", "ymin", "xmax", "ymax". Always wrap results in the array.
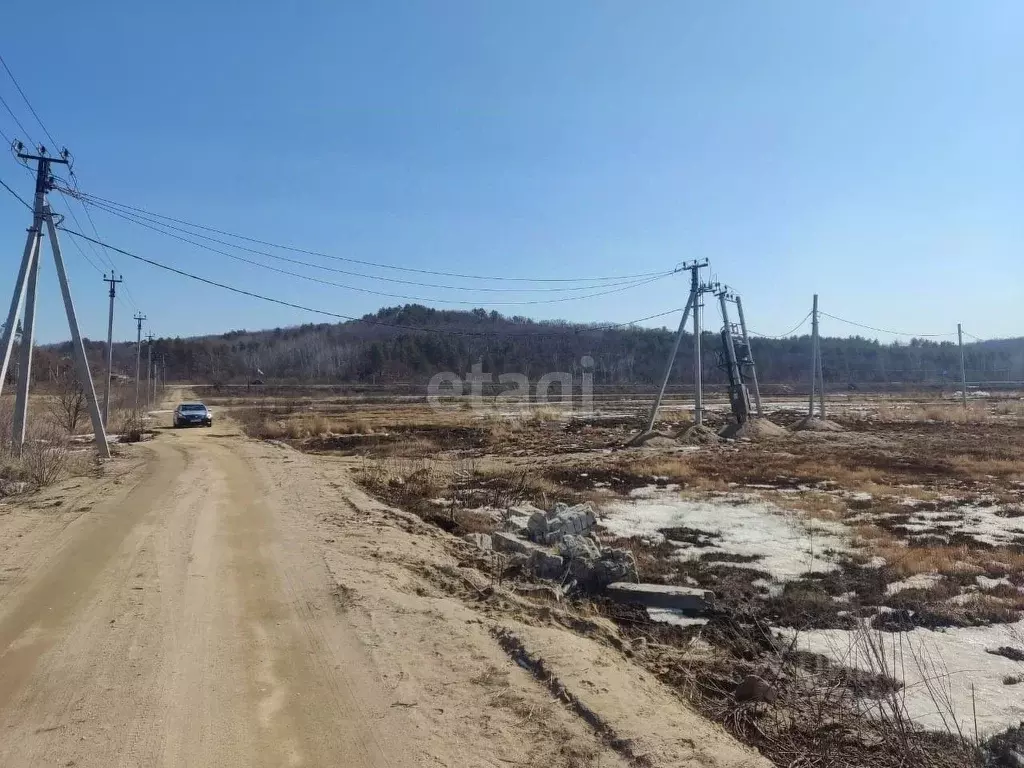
[{"xmin": 206, "ymin": 385, "xmax": 1024, "ymax": 767}]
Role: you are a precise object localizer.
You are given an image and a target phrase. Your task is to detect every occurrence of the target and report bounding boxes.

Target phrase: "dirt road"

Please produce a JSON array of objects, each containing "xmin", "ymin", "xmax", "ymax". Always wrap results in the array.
[{"xmin": 0, "ymin": 408, "xmax": 767, "ymax": 768}]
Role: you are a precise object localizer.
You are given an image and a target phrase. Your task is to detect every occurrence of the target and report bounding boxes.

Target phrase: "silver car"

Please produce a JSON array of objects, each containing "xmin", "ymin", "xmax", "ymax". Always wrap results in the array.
[{"xmin": 173, "ymin": 402, "xmax": 213, "ymax": 428}]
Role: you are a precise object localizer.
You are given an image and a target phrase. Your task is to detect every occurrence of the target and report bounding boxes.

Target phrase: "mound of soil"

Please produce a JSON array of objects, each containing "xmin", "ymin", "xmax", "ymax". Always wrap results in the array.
[
  {"xmin": 791, "ymin": 416, "xmax": 845, "ymax": 432},
  {"xmin": 625, "ymin": 430, "xmax": 674, "ymax": 447},
  {"xmin": 640, "ymin": 435, "xmax": 678, "ymax": 449},
  {"xmin": 718, "ymin": 418, "xmax": 787, "ymax": 440},
  {"xmin": 675, "ymin": 424, "xmax": 721, "ymax": 445}
]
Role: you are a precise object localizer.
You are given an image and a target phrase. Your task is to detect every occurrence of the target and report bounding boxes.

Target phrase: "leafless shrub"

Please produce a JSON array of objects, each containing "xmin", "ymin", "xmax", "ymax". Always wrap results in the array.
[
  {"xmin": 48, "ymin": 364, "xmax": 87, "ymax": 435},
  {"xmin": 118, "ymin": 412, "xmax": 144, "ymax": 443}
]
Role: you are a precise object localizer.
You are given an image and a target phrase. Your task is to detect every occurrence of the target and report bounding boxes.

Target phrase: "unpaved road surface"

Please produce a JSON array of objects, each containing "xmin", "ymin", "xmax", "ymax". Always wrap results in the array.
[{"xmin": 0, "ymin": 407, "xmax": 767, "ymax": 768}]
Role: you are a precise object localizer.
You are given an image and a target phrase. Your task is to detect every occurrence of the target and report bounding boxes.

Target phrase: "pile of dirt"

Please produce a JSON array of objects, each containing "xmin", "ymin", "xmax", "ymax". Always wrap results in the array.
[
  {"xmin": 717, "ymin": 418, "xmax": 787, "ymax": 440},
  {"xmin": 676, "ymin": 425, "xmax": 721, "ymax": 445},
  {"xmin": 625, "ymin": 430, "xmax": 674, "ymax": 447},
  {"xmin": 791, "ymin": 415, "xmax": 845, "ymax": 432}
]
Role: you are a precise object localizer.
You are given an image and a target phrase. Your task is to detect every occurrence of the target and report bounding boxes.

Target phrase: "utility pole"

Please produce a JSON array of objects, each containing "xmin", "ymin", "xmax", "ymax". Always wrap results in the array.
[
  {"xmin": 958, "ymin": 323, "xmax": 967, "ymax": 411},
  {"xmin": 636, "ymin": 259, "xmax": 708, "ymax": 438},
  {"xmin": 145, "ymin": 332, "xmax": 155, "ymax": 409},
  {"xmin": 808, "ymin": 294, "xmax": 821, "ymax": 418},
  {"xmin": 133, "ymin": 312, "xmax": 146, "ymax": 413},
  {"xmin": 691, "ymin": 266, "xmax": 703, "ymax": 426},
  {"xmin": 102, "ymin": 273, "xmax": 122, "ymax": 427},
  {"xmin": 0, "ymin": 145, "xmax": 110, "ymax": 457},
  {"xmin": 733, "ymin": 294, "xmax": 762, "ymax": 417}
]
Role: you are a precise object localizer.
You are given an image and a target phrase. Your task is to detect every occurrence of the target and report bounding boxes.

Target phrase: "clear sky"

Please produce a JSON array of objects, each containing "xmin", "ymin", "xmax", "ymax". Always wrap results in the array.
[{"xmin": 0, "ymin": 1, "xmax": 1020, "ymax": 344}]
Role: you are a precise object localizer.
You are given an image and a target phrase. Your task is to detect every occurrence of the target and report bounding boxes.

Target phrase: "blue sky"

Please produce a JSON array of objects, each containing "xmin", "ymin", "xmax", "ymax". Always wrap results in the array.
[{"xmin": 0, "ymin": 1, "xmax": 1020, "ymax": 344}]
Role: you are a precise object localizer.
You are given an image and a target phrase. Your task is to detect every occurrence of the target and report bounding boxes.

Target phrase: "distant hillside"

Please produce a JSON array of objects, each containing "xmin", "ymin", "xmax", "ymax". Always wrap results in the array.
[{"xmin": 38, "ymin": 304, "xmax": 1024, "ymax": 389}]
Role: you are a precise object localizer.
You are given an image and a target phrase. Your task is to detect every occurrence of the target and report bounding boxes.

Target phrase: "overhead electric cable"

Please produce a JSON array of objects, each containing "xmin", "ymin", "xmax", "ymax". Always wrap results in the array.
[
  {"xmin": 66, "ymin": 202, "xmax": 668, "ymax": 306},
  {"xmin": 0, "ymin": 53, "xmax": 59, "ymax": 149},
  {"xmin": 0, "ymin": 175, "xmax": 31, "ymax": 210},
  {"xmin": 819, "ymin": 311, "xmax": 956, "ymax": 339},
  {"xmin": 748, "ymin": 311, "xmax": 812, "ymax": 339},
  {"xmin": 76, "ymin": 194, "xmax": 670, "ymax": 294},
  {"xmin": 64, "ymin": 188, "xmax": 670, "ymax": 283},
  {"xmin": 59, "ymin": 226, "xmax": 683, "ymax": 338},
  {"xmin": 0, "ymin": 92, "xmax": 33, "ymax": 144}
]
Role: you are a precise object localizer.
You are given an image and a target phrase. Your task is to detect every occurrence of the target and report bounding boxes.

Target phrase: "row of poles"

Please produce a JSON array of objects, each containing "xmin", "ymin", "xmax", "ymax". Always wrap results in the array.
[
  {"xmin": 642, "ymin": 283, "xmax": 979, "ymax": 434},
  {"xmin": 806, "ymin": 295, "xmax": 974, "ymax": 419},
  {"xmin": 101, "ymin": 273, "xmax": 161, "ymax": 425},
  {"xmin": 0, "ymin": 146, "xmax": 161, "ymax": 458}
]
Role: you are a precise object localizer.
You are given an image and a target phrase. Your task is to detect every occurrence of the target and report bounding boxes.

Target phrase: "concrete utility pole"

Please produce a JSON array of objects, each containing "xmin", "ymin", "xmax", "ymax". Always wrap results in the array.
[
  {"xmin": 145, "ymin": 332, "xmax": 154, "ymax": 408},
  {"xmin": 102, "ymin": 273, "xmax": 122, "ymax": 427},
  {"xmin": 637, "ymin": 259, "xmax": 708, "ymax": 437},
  {"xmin": 0, "ymin": 146, "xmax": 110, "ymax": 457},
  {"xmin": 133, "ymin": 312, "xmax": 146, "ymax": 413},
  {"xmin": 733, "ymin": 294, "xmax": 762, "ymax": 418},
  {"xmin": 958, "ymin": 323, "xmax": 967, "ymax": 411},
  {"xmin": 808, "ymin": 294, "xmax": 822, "ymax": 419},
  {"xmin": 691, "ymin": 266, "xmax": 703, "ymax": 426}
]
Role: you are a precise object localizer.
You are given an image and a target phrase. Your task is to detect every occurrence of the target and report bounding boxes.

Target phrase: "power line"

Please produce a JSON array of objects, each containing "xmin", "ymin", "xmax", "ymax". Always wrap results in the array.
[
  {"xmin": 0, "ymin": 92, "xmax": 33, "ymax": 145},
  {"xmin": 67, "ymin": 188, "xmax": 670, "ymax": 284},
  {"xmin": 78, "ymin": 194, "xmax": 669, "ymax": 294},
  {"xmin": 0, "ymin": 175, "xmax": 31, "ymax": 210},
  {"xmin": 67, "ymin": 200, "xmax": 668, "ymax": 306},
  {"xmin": 748, "ymin": 311, "xmax": 812, "ymax": 339},
  {"xmin": 63, "ymin": 176, "xmax": 140, "ymax": 311},
  {"xmin": 0, "ymin": 53, "xmax": 59, "ymax": 149},
  {"xmin": 58, "ymin": 226, "xmax": 684, "ymax": 338},
  {"xmin": 819, "ymin": 311, "xmax": 956, "ymax": 339}
]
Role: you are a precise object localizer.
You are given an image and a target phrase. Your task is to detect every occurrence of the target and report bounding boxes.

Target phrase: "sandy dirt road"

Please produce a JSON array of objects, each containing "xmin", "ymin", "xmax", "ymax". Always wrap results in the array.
[
  {"xmin": 0, "ymin": 407, "xmax": 767, "ymax": 768},
  {"xmin": 0, "ymin": 415, "xmax": 413, "ymax": 767}
]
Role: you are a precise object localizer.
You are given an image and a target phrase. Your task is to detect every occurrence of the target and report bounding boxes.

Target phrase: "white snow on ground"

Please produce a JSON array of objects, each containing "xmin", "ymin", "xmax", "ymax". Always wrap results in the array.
[
  {"xmin": 885, "ymin": 573, "xmax": 944, "ymax": 595},
  {"xmin": 600, "ymin": 491, "xmax": 848, "ymax": 580},
  {"xmin": 875, "ymin": 504, "xmax": 1024, "ymax": 547},
  {"xmin": 791, "ymin": 621, "xmax": 1024, "ymax": 737},
  {"xmin": 647, "ymin": 608, "xmax": 708, "ymax": 627}
]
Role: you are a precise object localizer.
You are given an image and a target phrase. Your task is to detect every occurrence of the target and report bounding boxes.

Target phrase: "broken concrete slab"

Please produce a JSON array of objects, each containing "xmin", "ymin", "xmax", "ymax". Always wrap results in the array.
[
  {"xmin": 463, "ymin": 532, "xmax": 492, "ymax": 551},
  {"xmin": 558, "ymin": 534, "xmax": 601, "ymax": 562},
  {"xmin": 528, "ymin": 549, "xmax": 565, "ymax": 580},
  {"xmin": 492, "ymin": 532, "xmax": 565, "ymax": 581},
  {"xmin": 592, "ymin": 549, "xmax": 638, "ymax": 588},
  {"xmin": 606, "ymin": 582, "xmax": 714, "ymax": 613},
  {"xmin": 492, "ymin": 531, "xmax": 545, "ymax": 557},
  {"xmin": 527, "ymin": 502, "xmax": 597, "ymax": 545}
]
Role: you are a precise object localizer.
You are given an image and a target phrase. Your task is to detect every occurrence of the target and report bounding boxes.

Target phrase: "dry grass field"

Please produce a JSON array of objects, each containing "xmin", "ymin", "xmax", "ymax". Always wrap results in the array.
[{"xmin": 204, "ymin": 385, "xmax": 1024, "ymax": 767}]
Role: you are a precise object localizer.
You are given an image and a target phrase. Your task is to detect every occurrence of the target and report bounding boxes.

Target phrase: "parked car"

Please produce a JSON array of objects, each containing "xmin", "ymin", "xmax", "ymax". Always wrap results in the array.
[{"xmin": 173, "ymin": 402, "xmax": 213, "ymax": 428}]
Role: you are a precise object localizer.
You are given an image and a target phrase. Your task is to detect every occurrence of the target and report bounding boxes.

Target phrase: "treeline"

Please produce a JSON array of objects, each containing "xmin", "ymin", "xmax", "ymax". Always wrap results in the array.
[{"xmin": 38, "ymin": 304, "xmax": 1024, "ymax": 388}]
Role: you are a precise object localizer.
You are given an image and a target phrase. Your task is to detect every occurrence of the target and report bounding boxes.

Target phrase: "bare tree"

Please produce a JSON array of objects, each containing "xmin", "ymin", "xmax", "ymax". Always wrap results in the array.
[{"xmin": 50, "ymin": 362, "xmax": 86, "ymax": 435}]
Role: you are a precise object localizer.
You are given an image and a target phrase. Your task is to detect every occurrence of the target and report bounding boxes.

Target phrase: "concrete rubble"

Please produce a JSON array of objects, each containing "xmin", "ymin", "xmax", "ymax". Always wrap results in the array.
[
  {"xmin": 463, "ymin": 502, "xmax": 638, "ymax": 591},
  {"xmin": 605, "ymin": 582, "xmax": 714, "ymax": 613},
  {"xmin": 527, "ymin": 502, "xmax": 597, "ymax": 545}
]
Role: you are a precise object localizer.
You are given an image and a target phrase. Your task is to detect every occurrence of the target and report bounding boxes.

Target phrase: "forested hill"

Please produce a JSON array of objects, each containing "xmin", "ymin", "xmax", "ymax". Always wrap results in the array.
[{"xmin": 48, "ymin": 304, "xmax": 1024, "ymax": 387}]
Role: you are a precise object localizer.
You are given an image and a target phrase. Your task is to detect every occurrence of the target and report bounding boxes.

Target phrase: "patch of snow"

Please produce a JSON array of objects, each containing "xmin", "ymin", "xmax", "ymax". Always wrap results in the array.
[
  {"xmin": 790, "ymin": 620, "xmax": 1024, "ymax": 736},
  {"xmin": 646, "ymin": 608, "xmax": 709, "ymax": 627},
  {"xmin": 893, "ymin": 505, "xmax": 1024, "ymax": 548},
  {"xmin": 885, "ymin": 573, "xmax": 943, "ymax": 595},
  {"xmin": 977, "ymin": 575, "xmax": 1015, "ymax": 590},
  {"xmin": 600, "ymin": 492, "xmax": 848, "ymax": 580}
]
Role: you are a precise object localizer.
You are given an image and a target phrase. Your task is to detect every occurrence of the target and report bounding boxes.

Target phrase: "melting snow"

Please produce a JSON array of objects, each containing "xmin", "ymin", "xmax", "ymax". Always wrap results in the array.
[
  {"xmin": 791, "ymin": 621, "xmax": 1024, "ymax": 736},
  {"xmin": 600, "ymin": 492, "xmax": 848, "ymax": 580}
]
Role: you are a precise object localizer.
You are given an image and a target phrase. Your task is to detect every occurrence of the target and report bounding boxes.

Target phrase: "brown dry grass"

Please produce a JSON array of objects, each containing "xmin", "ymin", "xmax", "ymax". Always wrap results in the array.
[
  {"xmin": 876, "ymin": 401, "xmax": 990, "ymax": 423},
  {"xmin": 946, "ymin": 455, "xmax": 1024, "ymax": 480},
  {"xmin": 780, "ymin": 491, "xmax": 847, "ymax": 522}
]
